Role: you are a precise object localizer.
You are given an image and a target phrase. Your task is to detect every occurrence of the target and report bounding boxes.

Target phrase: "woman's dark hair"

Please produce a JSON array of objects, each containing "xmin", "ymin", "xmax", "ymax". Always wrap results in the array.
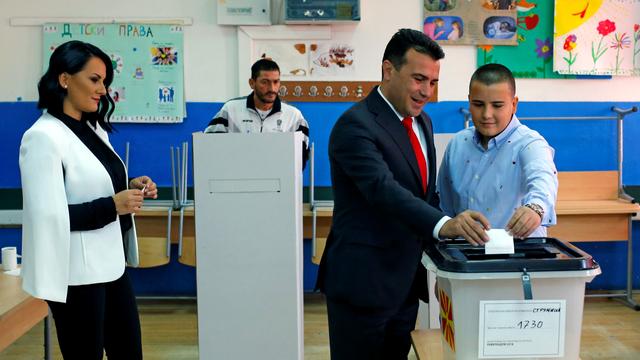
[{"xmin": 38, "ymin": 40, "xmax": 115, "ymax": 132}]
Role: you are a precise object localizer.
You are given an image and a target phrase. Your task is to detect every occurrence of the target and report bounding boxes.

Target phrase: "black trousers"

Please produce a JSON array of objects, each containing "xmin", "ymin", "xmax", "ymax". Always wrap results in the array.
[
  {"xmin": 46, "ymin": 272, "xmax": 142, "ymax": 360},
  {"xmin": 326, "ymin": 295, "xmax": 419, "ymax": 360}
]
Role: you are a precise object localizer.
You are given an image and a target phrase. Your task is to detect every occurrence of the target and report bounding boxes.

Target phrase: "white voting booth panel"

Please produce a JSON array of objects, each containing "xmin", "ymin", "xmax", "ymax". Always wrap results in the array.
[{"xmin": 193, "ymin": 132, "xmax": 304, "ymax": 360}]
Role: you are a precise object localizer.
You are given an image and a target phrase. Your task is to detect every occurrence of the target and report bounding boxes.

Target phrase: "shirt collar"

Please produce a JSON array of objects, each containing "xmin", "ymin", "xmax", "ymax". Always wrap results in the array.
[
  {"xmin": 377, "ymin": 86, "xmax": 407, "ymax": 122},
  {"xmin": 474, "ymin": 114, "xmax": 521, "ymax": 149}
]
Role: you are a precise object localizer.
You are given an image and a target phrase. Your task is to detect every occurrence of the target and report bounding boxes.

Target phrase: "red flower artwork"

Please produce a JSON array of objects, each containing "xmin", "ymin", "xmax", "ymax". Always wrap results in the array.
[
  {"xmin": 563, "ymin": 34, "xmax": 577, "ymax": 51},
  {"xmin": 563, "ymin": 34, "xmax": 578, "ymax": 73},
  {"xmin": 592, "ymin": 19, "xmax": 616, "ymax": 69},
  {"xmin": 635, "ymin": 24, "xmax": 640, "ymax": 70},
  {"xmin": 597, "ymin": 19, "xmax": 616, "ymax": 36}
]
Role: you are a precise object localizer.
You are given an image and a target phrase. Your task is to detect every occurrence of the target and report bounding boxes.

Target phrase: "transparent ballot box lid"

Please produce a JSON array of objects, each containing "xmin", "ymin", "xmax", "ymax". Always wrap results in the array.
[{"xmin": 425, "ymin": 237, "xmax": 599, "ymax": 273}]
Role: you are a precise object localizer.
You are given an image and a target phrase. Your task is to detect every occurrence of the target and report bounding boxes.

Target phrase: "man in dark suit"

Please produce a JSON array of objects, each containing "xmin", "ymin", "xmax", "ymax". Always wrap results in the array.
[{"xmin": 317, "ymin": 29, "xmax": 491, "ymax": 359}]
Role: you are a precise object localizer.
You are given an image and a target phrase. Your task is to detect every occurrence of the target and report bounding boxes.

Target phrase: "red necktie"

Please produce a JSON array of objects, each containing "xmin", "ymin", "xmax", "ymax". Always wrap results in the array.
[{"xmin": 401, "ymin": 117, "xmax": 427, "ymax": 193}]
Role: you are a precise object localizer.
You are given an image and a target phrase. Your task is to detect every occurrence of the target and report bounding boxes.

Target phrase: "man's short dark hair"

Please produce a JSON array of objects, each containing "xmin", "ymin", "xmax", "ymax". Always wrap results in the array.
[
  {"xmin": 382, "ymin": 28, "xmax": 445, "ymax": 71},
  {"xmin": 470, "ymin": 63, "xmax": 516, "ymax": 95},
  {"xmin": 251, "ymin": 58, "xmax": 280, "ymax": 79}
]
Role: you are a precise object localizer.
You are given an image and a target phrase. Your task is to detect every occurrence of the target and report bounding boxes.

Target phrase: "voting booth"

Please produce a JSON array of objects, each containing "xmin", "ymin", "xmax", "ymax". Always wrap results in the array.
[
  {"xmin": 192, "ymin": 132, "xmax": 304, "ymax": 360},
  {"xmin": 423, "ymin": 238, "xmax": 600, "ymax": 360}
]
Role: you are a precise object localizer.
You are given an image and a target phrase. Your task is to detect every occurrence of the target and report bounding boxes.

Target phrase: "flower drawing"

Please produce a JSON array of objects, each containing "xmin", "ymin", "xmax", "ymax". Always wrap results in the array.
[
  {"xmin": 535, "ymin": 38, "xmax": 552, "ymax": 59},
  {"xmin": 610, "ymin": 32, "xmax": 631, "ymax": 72},
  {"xmin": 597, "ymin": 20, "xmax": 616, "ymax": 36},
  {"xmin": 592, "ymin": 19, "xmax": 615, "ymax": 69},
  {"xmin": 534, "ymin": 37, "xmax": 552, "ymax": 76},
  {"xmin": 634, "ymin": 24, "xmax": 640, "ymax": 69},
  {"xmin": 611, "ymin": 32, "xmax": 631, "ymax": 50},
  {"xmin": 563, "ymin": 34, "xmax": 578, "ymax": 72},
  {"xmin": 479, "ymin": 44, "xmax": 494, "ymax": 64},
  {"xmin": 563, "ymin": 35, "xmax": 577, "ymax": 51}
]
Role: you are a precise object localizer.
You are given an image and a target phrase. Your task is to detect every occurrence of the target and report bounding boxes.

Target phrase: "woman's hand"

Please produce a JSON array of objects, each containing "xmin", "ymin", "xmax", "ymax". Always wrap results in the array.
[
  {"xmin": 113, "ymin": 189, "xmax": 144, "ymax": 215},
  {"xmin": 129, "ymin": 176, "xmax": 158, "ymax": 199}
]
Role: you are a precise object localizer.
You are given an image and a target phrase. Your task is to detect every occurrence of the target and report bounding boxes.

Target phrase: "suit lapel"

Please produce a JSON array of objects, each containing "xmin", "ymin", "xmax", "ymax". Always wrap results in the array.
[{"xmin": 366, "ymin": 89, "xmax": 423, "ymax": 192}]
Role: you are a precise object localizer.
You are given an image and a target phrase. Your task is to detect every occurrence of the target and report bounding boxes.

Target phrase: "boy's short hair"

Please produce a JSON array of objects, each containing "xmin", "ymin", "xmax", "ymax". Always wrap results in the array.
[{"xmin": 470, "ymin": 63, "xmax": 516, "ymax": 95}]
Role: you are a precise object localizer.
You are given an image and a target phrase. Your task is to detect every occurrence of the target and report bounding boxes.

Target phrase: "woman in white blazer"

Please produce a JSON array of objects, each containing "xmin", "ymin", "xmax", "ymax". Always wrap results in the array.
[{"xmin": 19, "ymin": 40, "xmax": 158, "ymax": 359}]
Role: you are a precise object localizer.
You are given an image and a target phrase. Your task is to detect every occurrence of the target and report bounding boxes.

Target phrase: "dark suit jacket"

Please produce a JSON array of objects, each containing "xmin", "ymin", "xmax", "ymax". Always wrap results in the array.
[{"xmin": 317, "ymin": 87, "xmax": 444, "ymax": 309}]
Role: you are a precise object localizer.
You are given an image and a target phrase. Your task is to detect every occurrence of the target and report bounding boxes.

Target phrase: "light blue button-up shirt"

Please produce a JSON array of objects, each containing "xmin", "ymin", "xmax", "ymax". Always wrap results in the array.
[{"xmin": 437, "ymin": 116, "xmax": 558, "ymax": 237}]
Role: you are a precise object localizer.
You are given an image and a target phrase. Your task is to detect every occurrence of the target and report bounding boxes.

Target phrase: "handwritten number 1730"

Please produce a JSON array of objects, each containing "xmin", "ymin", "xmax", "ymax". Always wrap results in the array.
[{"xmin": 517, "ymin": 320, "xmax": 544, "ymax": 329}]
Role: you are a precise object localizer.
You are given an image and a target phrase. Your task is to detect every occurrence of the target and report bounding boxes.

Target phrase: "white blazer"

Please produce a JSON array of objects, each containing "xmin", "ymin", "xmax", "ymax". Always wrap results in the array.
[{"xmin": 19, "ymin": 112, "xmax": 138, "ymax": 303}]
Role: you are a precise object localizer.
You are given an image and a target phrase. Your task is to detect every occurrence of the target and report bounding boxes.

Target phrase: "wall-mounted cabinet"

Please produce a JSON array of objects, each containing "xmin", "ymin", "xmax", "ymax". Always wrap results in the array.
[
  {"xmin": 284, "ymin": 0, "xmax": 360, "ymax": 23},
  {"xmin": 217, "ymin": 0, "xmax": 272, "ymax": 25}
]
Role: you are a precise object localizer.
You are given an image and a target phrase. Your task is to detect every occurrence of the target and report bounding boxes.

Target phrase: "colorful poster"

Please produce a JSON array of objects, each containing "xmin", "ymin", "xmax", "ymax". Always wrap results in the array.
[
  {"xmin": 310, "ymin": 43, "xmax": 355, "ymax": 76},
  {"xmin": 256, "ymin": 42, "xmax": 309, "ymax": 77},
  {"xmin": 254, "ymin": 41, "xmax": 356, "ymax": 78},
  {"xmin": 477, "ymin": 0, "xmax": 567, "ymax": 78},
  {"xmin": 43, "ymin": 23, "xmax": 185, "ymax": 123},
  {"xmin": 553, "ymin": 0, "xmax": 640, "ymax": 76},
  {"xmin": 424, "ymin": 0, "xmax": 518, "ymax": 45}
]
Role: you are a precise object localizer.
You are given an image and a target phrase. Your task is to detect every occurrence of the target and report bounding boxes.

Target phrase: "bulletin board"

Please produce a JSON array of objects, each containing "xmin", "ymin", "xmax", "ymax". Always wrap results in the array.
[
  {"xmin": 424, "ymin": 0, "xmax": 518, "ymax": 45},
  {"xmin": 476, "ymin": 0, "xmax": 562, "ymax": 78},
  {"xmin": 43, "ymin": 23, "xmax": 185, "ymax": 123}
]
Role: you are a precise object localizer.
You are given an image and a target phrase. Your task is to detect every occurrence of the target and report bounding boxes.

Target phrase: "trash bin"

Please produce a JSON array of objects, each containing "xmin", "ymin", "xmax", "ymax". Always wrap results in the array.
[{"xmin": 423, "ymin": 237, "xmax": 601, "ymax": 360}]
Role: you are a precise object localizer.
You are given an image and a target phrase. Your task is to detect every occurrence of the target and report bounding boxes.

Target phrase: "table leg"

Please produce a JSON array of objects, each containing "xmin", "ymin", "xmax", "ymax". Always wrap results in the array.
[
  {"xmin": 616, "ymin": 217, "xmax": 640, "ymax": 310},
  {"xmin": 44, "ymin": 311, "xmax": 51, "ymax": 360}
]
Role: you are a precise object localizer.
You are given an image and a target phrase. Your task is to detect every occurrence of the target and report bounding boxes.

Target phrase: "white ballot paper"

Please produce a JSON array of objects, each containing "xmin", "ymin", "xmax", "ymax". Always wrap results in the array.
[{"xmin": 484, "ymin": 229, "xmax": 514, "ymax": 255}]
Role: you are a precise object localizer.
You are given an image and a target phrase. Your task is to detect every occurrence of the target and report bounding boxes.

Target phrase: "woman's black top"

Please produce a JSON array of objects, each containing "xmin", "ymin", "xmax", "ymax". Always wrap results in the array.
[{"xmin": 51, "ymin": 111, "xmax": 132, "ymax": 237}]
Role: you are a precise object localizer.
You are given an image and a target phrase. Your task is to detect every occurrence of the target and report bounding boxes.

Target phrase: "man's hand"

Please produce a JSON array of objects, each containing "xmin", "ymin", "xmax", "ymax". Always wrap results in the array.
[
  {"xmin": 506, "ymin": 206, "xmax": 541, "ymax": 238},
  {"xmin": 439, "ymin": 210, "xmax": 491, "ymax": 246}
]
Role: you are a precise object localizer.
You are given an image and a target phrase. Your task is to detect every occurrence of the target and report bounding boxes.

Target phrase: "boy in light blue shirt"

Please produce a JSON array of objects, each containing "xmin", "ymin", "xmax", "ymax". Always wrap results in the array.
[{"xmin": 437, "ymin": 63, "xmax": 558, "ymax": 238}]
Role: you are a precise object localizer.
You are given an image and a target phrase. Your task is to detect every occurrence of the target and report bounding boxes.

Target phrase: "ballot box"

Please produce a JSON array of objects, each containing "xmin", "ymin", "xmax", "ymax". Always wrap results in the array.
[{"xmin": 423, "ymin": 238, "xmax": 600, "ymax": 360}]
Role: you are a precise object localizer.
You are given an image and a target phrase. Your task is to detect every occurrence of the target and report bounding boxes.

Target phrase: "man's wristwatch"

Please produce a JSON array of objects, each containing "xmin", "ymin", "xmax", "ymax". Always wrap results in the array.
[{"xmin": 524, "ymin": 203, "xmax": 544, "ymax": 220}]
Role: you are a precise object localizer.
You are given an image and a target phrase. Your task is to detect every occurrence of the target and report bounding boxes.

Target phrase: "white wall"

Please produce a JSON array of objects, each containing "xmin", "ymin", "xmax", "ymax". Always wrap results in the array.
[{"xmin": 1, "ymin": 0, "xmax": 639, "ymax": 103}]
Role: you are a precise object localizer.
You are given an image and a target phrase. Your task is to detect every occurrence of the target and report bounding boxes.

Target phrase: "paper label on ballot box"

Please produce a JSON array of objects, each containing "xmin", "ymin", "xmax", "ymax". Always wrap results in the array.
[{"xmin": 478, "ymin": 300, "xmax": 566, "ymax": 358}]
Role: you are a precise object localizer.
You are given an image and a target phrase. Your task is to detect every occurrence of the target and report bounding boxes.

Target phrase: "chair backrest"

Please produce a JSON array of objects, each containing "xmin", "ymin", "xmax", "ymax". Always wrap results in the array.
[{"xmin": 557, "ymin": 171, "xmax": 618, "ymax": 201}]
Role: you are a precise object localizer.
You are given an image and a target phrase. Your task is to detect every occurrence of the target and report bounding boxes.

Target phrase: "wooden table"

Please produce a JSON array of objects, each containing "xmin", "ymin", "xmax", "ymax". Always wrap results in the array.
[
  {"xmin": 135, "ymin": 202, "xmax": 333, "ymax": 266},
  {"xmin": 303, "ymin": 203, "xmax": 333, "ymax": 265},
  {"xmin": 135, "ymin": 204, "xmax": 195, "ymax": 267},
  {"xmin": 548, "ymin": 171, "xmax": 639, "ymax": 243},
  {"xmin": 0, "ymin": 271, "xmax": 51, "ymax": 360},
  {"xmin": 0, "ymin": 270, "xmax": 50, "ymax": 358},
  {"xmin": 547, "ymin": 171, "xmax": 640, "ymax": 309}
]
